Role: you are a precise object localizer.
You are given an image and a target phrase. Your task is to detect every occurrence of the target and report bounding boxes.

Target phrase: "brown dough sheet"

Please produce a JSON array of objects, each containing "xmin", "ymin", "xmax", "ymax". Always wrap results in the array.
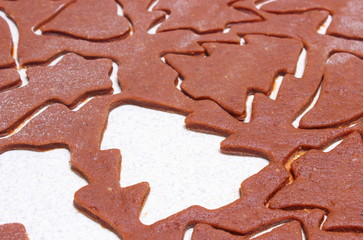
[{"xmin": 0, "ymin": 0, "xmax": 362, "ymax": 239}]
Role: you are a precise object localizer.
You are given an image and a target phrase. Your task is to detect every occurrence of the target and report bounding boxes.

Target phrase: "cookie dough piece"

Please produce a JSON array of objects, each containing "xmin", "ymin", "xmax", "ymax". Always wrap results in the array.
[
  {"xmin": 300, "ymin": 53, "xmax": 363, "ymax": 128},
  {"xmin": 0, "ymin": 18, "xmax": 15, "ymax": 68},
  {"xmin": 41, "ymin": 0, "xmax": 131, "ymax": 40},
  {"xmin": 166, "ymin": 35, "xmax": 302, "ymax": 117},
  {"xmin": 1, "ymin": 0, "xmax": 71, "ymax": 31},
  {"xmin": 192, "ymin": 221, "xmax": 302, "ymax": 240},
  {"xmin": 0, "ymin": 223, "xmax": 29, "ymax": 240},
  {"xmin": 75, "ymin": 158, "xmax": 317, "ymax": 239},
  {"xmin": 154, "ymin": 0, "xmax": 260, "ymax": 33},
  {"xmin": 303, "ymin": 211, "xmax": 363, "ymax": 240},
  {"xmin": 186, "ymin": 75, "xmax": 353, "ymax": 163},
  {"xmin": 230, "ymin": 7, "xmax": 328, "ymax": 40},
  {"xmin": 261, "ymin": 0, "xmax": 363, "ymax": 40},
  {"xmin": 0, "ymin": 53, "xmax": 113, "ymax": 134},
  {"xmin": 230, "ymin": 8, "xmax": 363, "ymax": 69},
  {"xmin": 0, "ymin": 95, "xmax": 115, "ymax": 154},
  {"xmin": 0, "ymin": 68, "xmax": 21, "ymax": 91},
  {"xmin": 270, "ymin": 132, "xmax": 363, "ymax": 231}
]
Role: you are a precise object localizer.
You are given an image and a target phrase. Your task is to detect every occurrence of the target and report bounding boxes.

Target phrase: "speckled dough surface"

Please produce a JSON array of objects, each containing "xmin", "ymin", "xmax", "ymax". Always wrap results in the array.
[
  {"xmin": 166, "ymin": 35, "xmax": 302, "ymax": 117},
  {"xmin": 0, "ymin": 223, "xmax": 29, "ymax": 240},
  {"xmin": 0, "ymin": 0, "xmax": 362, "ymax": 239}
]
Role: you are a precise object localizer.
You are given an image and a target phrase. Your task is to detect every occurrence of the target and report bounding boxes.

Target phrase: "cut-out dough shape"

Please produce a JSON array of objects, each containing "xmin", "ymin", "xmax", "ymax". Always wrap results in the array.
[
  {"xmin": 261, "ymin": 0, "xmax": 363, "ymax": 40},
  {"xmin": 154, "ymin": 0, "xmax": 260, "ymax": 33},
  {"xmin": 186, "ymin": 75, "xmax": 356, "ymax": 163},
  {"xmin": 0, "ymin": 223, "xmax": 29, "ymax": 240},
  {"xmin": 300, "ymin": 53, "xmax": 363, "ymax": 128},
  {"xmin": 0, "ymin": 53, "xmax": 113, "ymax": 134},
  {"xmin": 166, "ymin": 35, "xmax": 302, "ymax": 117},
  {"xmin": 0, "ymin": 95, "xmax": 122, "ymax": 185},
  {"xmin": 192, "ymin": 221, "xmax": 303, "ymax": 240},
  {"xmin": 0, "ymin": 18, "xmax": 15, "ymax": 68},
  {"xmin": 270, "ymin": 132, "xmax": 363, "ymax": 231},
  {"xmin": 41, "ymin": 0, "xmax": 131, "ymax": 40}
]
